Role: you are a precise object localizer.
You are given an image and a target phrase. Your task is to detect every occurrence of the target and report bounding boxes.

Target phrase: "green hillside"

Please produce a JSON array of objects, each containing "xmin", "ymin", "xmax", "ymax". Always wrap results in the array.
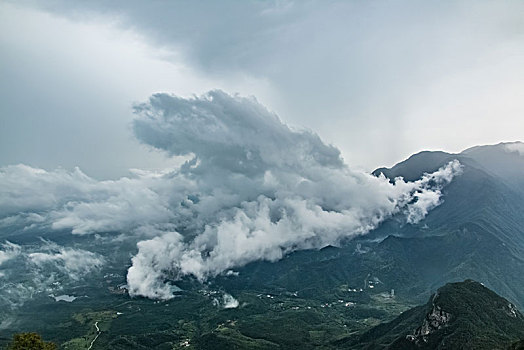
[{"xmin": 349, "ymin": 280, "xmax": 524, "ymax": 349}]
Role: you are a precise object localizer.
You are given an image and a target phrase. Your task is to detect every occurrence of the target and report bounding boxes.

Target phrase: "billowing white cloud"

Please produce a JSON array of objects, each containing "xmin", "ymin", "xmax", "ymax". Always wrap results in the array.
[
  {"xmin": 127, "ymin": 231, "xmax": 186, "ymax": 300},
  {"xmin": 0, "ymin": 241, "xmax": 21, "ymax": 266},
  {"xmin": 128, "ymin": 91, "xmax": 463, "ymax": 298},
  {"xmin": 0, "ymin": 91, "xmax": 463, "ymax": 300},
  {"xmin": 222, "ymin": 293, "xmax": 239, "ymax": 309},
  {"xmin": 126, "ymin": 161, "xmax": 461, "ymax": 300},
  {"xmin": 404, "ymin": 160, "xmax": 463, "ymax": 224}
]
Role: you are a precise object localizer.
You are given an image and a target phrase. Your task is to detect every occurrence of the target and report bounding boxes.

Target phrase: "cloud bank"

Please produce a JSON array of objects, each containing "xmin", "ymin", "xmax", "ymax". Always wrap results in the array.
[
  {"xmin": 28, "ymin": 240, "xmax": 105, "ymax": 280},
  {"xmin": 0, "ymin": 239, "xmax": 104, "ymax": 327},
  {"xmin": 0, "ymin": 90, "xmax": 462, "ymax": 300}
]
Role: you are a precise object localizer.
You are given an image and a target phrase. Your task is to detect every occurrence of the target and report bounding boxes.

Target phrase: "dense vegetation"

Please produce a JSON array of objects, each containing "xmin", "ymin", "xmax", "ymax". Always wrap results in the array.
[
  {"xmin": 6, "ymin": 333, "xmax": 56, "ymax": 350},
  {"xmin": 350, "ymin": 280, "xmax": 524, "ymax": 349},
  {"xmin": 4, "ymin": 281, "xmax": 523, "ymax": 349}
]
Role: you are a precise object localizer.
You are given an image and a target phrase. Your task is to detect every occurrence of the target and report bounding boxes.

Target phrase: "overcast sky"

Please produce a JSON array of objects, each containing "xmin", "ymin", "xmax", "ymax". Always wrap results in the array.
[{"xmin": 1, "ymin": 0, "xmax": 523, "ymax": 179}]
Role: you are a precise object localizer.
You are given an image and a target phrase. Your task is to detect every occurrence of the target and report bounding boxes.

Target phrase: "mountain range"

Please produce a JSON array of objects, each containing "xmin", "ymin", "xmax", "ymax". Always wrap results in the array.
[
  {"xmin": 220, "ymin": 142, "xmax": 524, "ymax": 307},
  {"xmin": 1, "ymin": 141, "xmax": 523, "ymax": 349}
]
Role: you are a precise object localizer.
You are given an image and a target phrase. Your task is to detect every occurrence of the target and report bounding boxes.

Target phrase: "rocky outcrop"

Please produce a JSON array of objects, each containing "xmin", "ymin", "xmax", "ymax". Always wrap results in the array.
[
  {"xmin": 406, "ymin": 293, "xmax": 451, "ymax": 345},
  {"xmin": 506, "ymin": 303, "xmax": 519, "ymax": 318},
  {"xmin": 352, "ymin": 280, "xmax": 524, "ymax": 350}
]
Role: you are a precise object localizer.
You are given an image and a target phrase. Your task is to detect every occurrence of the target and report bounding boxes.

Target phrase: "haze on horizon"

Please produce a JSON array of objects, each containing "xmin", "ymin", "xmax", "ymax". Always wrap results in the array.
[{"xmin": 1, "ymin": 0, "xmax": 523, "ymax": 179}]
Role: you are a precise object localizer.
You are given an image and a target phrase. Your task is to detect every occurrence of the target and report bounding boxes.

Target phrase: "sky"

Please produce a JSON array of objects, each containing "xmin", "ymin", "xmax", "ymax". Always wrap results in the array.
[
  {"xmin": 1, "ymin": 0, "xmax": 523, "ymax": 179},
  {"xmin": 1, "ymin": 0, "xmax": 523, "ymax": 302}
]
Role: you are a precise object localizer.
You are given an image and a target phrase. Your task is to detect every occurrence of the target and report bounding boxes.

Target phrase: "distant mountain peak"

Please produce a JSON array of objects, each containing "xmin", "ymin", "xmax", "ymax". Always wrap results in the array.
[{"xmin": 461, "ymin": 141, "xmax": 524, "ymax": 155}]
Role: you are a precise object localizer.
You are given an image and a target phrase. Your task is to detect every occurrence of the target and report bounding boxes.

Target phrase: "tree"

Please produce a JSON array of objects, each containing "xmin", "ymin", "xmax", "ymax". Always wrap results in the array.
[{"xmin": 7, "ymin": 333, "xmax": 56, "ymax": 350}]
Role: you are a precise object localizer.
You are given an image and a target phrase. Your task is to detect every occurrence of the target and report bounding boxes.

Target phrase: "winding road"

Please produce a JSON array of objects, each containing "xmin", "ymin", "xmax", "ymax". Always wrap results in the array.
[{"xmin": 87, "ymin": 321, "xmax": 100, "ymax": 350}]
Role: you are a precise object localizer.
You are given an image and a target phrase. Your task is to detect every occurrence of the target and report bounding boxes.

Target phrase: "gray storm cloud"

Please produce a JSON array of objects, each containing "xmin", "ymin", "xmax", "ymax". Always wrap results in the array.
[
  {"xmin": 0, "ymin": 90, "xmax": 463, "ymax": 300},
  {"xmin": 133, "ymin": 90, "xmax": 343, "ymax": 173}
]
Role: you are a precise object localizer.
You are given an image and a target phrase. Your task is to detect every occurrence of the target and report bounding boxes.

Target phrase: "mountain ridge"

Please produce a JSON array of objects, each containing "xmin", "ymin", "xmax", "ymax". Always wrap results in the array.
[
  {"xmin": 348, "ymin": 279, "xmax": 524, "ymax": 349},
  {"xmin": 218, "ymin": 141, "xmax": 524, "ymax": 309}
]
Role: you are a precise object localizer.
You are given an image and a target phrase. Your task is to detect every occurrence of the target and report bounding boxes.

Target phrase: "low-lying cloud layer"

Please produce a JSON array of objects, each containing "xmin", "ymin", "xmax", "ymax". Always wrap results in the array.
[
  {"xmin": 0, "ymin": 239, "xmax": 104, "ymax": 327},
  {"xmin": 0, "ymin": 90, "xmax": 463, "ymax": 300}
]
